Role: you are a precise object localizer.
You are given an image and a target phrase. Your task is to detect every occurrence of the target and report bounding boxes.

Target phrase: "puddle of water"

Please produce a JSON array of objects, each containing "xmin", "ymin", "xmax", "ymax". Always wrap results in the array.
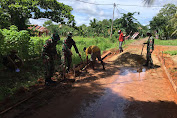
[
  {"xmin": 75, "ymin": 67, "xmax": 146, "ymax": 118},
  {"xmin": 113, "ymin": 67, "xmax": 146, "ymax": 85}
]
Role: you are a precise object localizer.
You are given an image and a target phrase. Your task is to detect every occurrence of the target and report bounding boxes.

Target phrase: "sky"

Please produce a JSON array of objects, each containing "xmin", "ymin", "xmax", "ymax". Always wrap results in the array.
[{"xmin": 29, "ymin": 0, "xmax": 177, "ymax": 27}]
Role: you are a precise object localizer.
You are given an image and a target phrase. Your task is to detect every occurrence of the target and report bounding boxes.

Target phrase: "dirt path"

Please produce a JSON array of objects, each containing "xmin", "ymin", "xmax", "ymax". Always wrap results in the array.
[{"xmin": 2, "ymin": 38, "xmax": 177, "ymax": 118}]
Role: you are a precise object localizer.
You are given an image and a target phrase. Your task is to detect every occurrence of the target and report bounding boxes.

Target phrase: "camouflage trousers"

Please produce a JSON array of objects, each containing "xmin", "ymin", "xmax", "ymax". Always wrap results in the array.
[
  {"xmin": 44, "ymin": 56, "xmax": 54, "ymax": 82},
  {"xmin": 61, "ymin": 51, "xmax": 72, "ymax": 72},
  {"xmin": 146, "ymin": 52, "xmax": 153, "ymax": 67}
]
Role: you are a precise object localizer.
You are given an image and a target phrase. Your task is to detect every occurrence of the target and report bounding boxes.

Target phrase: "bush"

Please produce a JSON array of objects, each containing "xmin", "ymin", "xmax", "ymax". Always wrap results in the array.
[
  {"xmin": 29, "ymin": 36, "xmax": 49, "ymax": 56},
  {"xmin": 0, "ymin": 25, "xmax": 30, "ymax": 59}
]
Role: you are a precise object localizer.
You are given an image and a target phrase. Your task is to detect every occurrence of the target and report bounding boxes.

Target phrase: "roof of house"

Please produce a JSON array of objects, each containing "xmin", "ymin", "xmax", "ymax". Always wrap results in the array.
[{"xmin": 28, "ymin": 24, "xmax": 48, "ymax": 32}]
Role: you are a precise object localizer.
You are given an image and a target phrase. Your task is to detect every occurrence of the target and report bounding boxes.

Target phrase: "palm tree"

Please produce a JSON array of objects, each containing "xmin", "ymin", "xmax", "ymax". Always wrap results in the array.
[
  {"xmin": 170, "ymin": 11, "xmax": 177, "ymax": 36},
  {"xmin": 143, "ymin": 0, "xmax": 154, "ymax": 5}
]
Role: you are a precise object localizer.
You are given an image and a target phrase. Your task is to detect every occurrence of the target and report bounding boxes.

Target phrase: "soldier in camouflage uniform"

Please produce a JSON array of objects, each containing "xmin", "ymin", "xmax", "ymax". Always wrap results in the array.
[
  {"xmin": 143, "ymin": 32, "xmax": 154, "ymax": 68},
  {"xmin": 62, "ymin": 32, "xmax": 81, "ymax": 73},
  {"xmin": 42, "ymin": 33, "xmax": 60, "ymax": 85}
]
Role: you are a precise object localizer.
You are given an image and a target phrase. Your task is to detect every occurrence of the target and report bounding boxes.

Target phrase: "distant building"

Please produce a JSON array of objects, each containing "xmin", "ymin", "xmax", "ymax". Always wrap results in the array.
[{"xmin": 28, "ymin": 24, "xmax": 49, "ymax": 36}]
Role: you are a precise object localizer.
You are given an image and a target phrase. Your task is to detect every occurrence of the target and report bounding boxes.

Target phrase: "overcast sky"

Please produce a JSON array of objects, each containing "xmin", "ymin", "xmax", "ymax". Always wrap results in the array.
[{"xmin": 29, "ymin": 0, "xmax": 177, "ymax": 27}]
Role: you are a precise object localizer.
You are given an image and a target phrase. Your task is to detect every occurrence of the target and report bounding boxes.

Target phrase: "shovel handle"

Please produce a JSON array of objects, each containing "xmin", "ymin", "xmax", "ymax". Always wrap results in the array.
[{"xmin": 141, "ymin": 44, "xmax": 145, "ymax": 55}]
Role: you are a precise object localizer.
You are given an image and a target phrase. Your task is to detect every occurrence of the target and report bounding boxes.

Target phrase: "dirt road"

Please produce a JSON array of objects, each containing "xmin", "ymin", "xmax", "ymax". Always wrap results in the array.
[{"xmin": 2, "ymin": 38, "xmax": 177, "ymax": 118}]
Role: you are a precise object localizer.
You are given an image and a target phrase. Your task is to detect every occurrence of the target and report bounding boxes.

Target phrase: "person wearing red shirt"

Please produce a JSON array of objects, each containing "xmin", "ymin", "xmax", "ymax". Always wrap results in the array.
[{"xmin": 118, "ymin": 30, "xmax": 124, "ymax": 53}]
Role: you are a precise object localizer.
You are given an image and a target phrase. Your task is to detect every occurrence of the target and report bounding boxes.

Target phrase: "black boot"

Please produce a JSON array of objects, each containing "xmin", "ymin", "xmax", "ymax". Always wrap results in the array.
[
  {"xmin": 45, "ymin": 78, "xmax": 56, "ymax": 86},
  {"xmin": 149, "ymin": 63, "xmax": 154, "ymax": 69},
  {"xmin": 90, "ymin": 61, "xmax": 95, "ymax": 70},
  {"xmin": 101, "ymin": 61, "xmax": 105, "ymax": 70},
  {"xmin": 143, "ymin": 62, "xmax": 148, "ymax": 66}
]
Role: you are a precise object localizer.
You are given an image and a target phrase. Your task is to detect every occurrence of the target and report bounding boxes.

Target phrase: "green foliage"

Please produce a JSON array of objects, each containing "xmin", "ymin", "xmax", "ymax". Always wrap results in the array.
[
  {"xmin": 112, "ymin": 33, "xmax": 119, "ymax": 40},
  {"xmin": 164, "ymin": 50, "xmax": 177, "ymax": 56},
  {"xmin": 29, "ymin": 36, "xmax": 63, "ymax": 57},
  {"xmin": 113, "ymin": 12, "xmax": 148, "ymax": 38},
  {"xmin": 43, "ymin": 20, "xmax": 60, "ymax": 34},
  {"xmin": 29, "ymin": 36, "xmax": 48, "ymax": 56},
  {"xmin": 150, "ymin": 4, "xmax": 177, "ymax": 39},
  {"xmin": 59, "ymin": 24, "xmax": 77, "ymax": 37},
  {"xmin": 116, "ymin": 12, "xmax": 139, "ymax": 35},
  {"xmin": 0, "ymin": 30, "xmax": 4, "ymax": 53},
  {"xmin": 42, "ymin": 12, "xmax": 147, "ymax": 39},
  {"xmin": 0, "ymin": 25, "xmax": 30, "ymax": 59},
  {"xmin": 170, "ymin": 11, "xmax": 177, "ymax": 37},
  {"xmin": 0, "ymin": 0, "xmax": 75, "ymax": 30},
  {"xmin": 0, "ymin": 8, "xmax": 10, "ymax": 29}
]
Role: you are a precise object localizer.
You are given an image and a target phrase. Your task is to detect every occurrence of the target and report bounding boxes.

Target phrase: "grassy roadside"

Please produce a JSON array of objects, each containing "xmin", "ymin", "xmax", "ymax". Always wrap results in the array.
[
  {"xmin": 155, "ymin": 39, "xmax": 177, "ymax": 56},
  {"xmin": 155, "ymin": 39, "xmax": 177, "ymax": 46},
  {"xmin": 0, "ymin": 36, "xmax": 136, "ymax": 101},
  {"xmin": 164, "ymin": 50, "xmax": 177, "ymax": 56}
]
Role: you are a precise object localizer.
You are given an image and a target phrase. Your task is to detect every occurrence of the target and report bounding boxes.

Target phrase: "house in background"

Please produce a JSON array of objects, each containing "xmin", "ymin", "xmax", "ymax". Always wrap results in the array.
[{"xmin": 28, "ymin": 24, "xmax": 49, "ymax": 36}]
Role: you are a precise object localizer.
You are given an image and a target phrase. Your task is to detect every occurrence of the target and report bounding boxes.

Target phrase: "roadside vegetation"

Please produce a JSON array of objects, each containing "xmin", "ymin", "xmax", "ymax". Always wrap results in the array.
[
  {"xmin": 164, "ymin": 50, "xmax": 177, "ymax": 56},
  {"xmin": 155, "ymin": 39, "xmax": 177, "ymax": 56},
  {"xmin": 0, "ymin": 0, "xmax": 176, "ymax": 102},
  {"xmin": 155, "ymin": 39, "xmax": 177, "ymax": 46},
  {"xmin": 0, "ymin": 30, "xmax": 135, "ymax": 101},
  {"xmin": 150, "ymin": 4, "xmax": 177, "ymax": 40}
]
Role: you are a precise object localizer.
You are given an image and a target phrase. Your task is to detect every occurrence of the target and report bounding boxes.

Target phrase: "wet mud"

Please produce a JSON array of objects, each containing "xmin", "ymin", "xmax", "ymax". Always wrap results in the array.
[{"xmin": 75, "ymin": 67, "xmax": 146, "ymax": 118}]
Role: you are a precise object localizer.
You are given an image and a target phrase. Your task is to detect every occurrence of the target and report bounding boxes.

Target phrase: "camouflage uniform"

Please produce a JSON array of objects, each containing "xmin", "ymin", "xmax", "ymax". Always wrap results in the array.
[
  {"xmin": 62, "ymin": 36, "xmax": 79, "ymax": 72},
  {"xmin": 144, "ymin": 36, "xmax": 154, "ymax": 67},
  {"xmin": 42, "ymin": 35, "xmax": 59, "ymax": 83}
]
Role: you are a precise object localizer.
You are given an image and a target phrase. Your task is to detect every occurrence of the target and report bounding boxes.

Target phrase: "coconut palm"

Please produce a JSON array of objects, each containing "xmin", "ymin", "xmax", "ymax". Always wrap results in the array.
[
  {"xmin": 170, "ymin": 11, "xmax": 177, "ymax": 36},
  {"xmin": 143, "ymin": 0, "xmax": 155, "ymax": 5}
]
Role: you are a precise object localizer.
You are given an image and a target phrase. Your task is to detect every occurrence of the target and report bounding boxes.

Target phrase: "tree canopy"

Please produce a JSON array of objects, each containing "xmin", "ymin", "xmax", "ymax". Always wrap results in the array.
[
  {"xmin": 0, "ymin": 0, "xmax": 75, "ymax": 30},
  {"xmin": 150, "ymin": 4, "xmax": 177, "ymax": 39}
]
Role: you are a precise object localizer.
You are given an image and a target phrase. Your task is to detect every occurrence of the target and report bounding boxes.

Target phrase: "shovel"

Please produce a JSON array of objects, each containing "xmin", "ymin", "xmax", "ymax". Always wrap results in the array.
[{"xmin": 141, "ymin": 44, "xmax": 145, "ymax": 55}]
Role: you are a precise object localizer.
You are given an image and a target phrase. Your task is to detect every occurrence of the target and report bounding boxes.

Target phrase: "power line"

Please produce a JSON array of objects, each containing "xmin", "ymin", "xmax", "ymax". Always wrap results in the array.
[
  {"xmin": 75, "ymin": 0, "xmax": 113, "ymax": 5},
  {"xmin": 117, "ymin": 6, "xmax": 150, "ymax": 19},
  {"xmin": 118, "ymin": 6, "xmax": 129, "ymax": 13},
  {"xmin": 115, "ymin": 6, "xmax": 121, "ymax": 19},
  {"xmin": 117, "ymin": 4, "xmax": 163, "ymax": 8},
  {"xmin": 61, "ymin": 0, "xmax": 164, "ymax": 7}
]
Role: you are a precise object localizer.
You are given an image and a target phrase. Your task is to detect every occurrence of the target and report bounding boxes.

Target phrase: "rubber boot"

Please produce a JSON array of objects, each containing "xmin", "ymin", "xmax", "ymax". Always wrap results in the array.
[
  {"xmin": 149, "ymin": 63, "xmax": 154, "ymax": 69},
  {"xmin": 101, "ymin": 61, "xmax": 105, "ymax": 70},
  {"xmin": 45, "ymin": 77, "xmax": 56, "ymax": 86},
  {"xmin": 90, "ymin": 61, "xmax": 95, "ymax": 70}
]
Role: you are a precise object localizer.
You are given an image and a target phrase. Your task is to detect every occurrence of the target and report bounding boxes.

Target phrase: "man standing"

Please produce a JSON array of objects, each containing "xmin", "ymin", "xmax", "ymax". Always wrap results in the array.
[
  {"xmin": 118, "ymin": 30, "xmax": 124, "ymax": 53},
  {"xmin": 143, "ymin": 32, "xmax": 154, "ymax": 68},
  {"xmin": 83, "ymin": 45, "xmax": 105, "ymax": 70},
  {"xmin": 42, "ymin": 33, "xmax": 60, "ymax": 85},
  {"xmin": 62, "ymin": 32, "xmax": 81, "ymax": 73}
]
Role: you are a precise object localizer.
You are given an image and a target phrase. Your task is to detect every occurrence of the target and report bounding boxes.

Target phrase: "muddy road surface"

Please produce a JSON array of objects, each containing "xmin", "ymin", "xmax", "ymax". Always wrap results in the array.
[{"xmin": 2, "ymin": 38, "xmax": 177, "ymax": 118}]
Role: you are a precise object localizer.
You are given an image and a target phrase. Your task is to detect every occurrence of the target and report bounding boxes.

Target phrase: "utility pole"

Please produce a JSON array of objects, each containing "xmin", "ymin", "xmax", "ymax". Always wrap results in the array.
[{"xmin": 110, "ymin": 3, "xmax": 116, "ymax": 38}]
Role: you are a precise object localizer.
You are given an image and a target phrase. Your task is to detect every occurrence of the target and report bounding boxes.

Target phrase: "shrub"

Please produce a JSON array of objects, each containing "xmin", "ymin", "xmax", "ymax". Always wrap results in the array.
[{"xmin": 0, "ymin": 25, "xmax": 30, "ymax": 59}]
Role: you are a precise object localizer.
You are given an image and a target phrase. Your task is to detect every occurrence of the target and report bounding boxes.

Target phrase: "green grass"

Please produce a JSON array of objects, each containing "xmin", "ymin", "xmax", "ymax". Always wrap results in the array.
[
  {"xmin": 155, "ymin": 39, "xmax": 177, "ymax": 46},
  {"xmin": 154, "ymin": 39, "xmax": 177, "ymax": 56},
  {"xmin": 164, "ymin": 50, "xmax": 177, "ymax": 56}
]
